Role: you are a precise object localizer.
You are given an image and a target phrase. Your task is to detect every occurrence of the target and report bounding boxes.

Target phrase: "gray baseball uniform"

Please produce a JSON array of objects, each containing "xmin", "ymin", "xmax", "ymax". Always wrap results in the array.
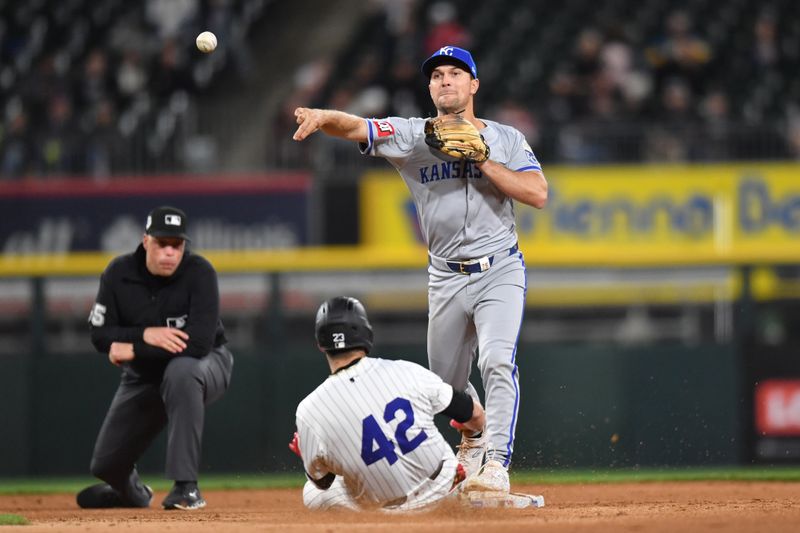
[{"xmin": 360, "ymin": 117, "xmax": 540, "ymax": 466}]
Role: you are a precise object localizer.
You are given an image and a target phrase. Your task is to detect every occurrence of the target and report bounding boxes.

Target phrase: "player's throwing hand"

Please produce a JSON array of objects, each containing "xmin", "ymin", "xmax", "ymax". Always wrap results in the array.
[
  {"xmin": 293, "ymin": 107, "xmax": 322, "ymax": 141},
  {"xmin": 292, "ymin": 108, "xmax": 368, "ymax": 143}
]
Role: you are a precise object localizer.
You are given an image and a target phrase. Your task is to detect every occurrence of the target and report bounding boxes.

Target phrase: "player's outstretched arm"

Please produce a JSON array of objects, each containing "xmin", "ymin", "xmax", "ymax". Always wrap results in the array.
[{"xmin": 293, "ymin": 108, "xmax": 368, "ymax": 142}]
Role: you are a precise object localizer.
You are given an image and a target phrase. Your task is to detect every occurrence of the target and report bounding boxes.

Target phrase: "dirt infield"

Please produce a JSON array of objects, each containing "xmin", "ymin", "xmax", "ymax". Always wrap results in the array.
[{"xmin": 2, "ymin": 481, "xmax": 799, "ymax": 532}]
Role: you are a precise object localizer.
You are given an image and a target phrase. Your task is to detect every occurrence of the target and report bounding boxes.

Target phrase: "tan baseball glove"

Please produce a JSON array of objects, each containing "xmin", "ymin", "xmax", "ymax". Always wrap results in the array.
[{"xmin": 424, "ymin": 114, "xmax": 490, "ymax": 163}]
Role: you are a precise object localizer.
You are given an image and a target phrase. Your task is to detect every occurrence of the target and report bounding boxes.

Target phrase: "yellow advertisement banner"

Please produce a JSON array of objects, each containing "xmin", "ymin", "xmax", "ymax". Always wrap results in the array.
[{"xmin": 360, "ymin": 163, "xmax": 800, "ymax": 264}]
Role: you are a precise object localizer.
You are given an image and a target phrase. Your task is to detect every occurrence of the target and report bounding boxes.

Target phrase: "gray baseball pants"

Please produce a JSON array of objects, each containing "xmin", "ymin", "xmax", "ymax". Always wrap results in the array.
[
  {"xmin": 427, "ymin": 250, "xmax": 526, "ymax": 467},
  {"xmin": 89, "ymin": 346, "xmax": 233, "ymax": 494}
]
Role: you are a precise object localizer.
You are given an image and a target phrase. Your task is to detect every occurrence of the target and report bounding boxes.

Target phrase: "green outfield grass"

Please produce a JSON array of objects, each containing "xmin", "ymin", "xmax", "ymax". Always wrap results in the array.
[
  {"xmin": 512, "ymin": 466, "xmax": 800, "ymax": 484},
  {"xmin": 0, "ymin": 514, "xmax": 29, "ymax": 525},
  {"xmin": 1, "ymin": 467, "xmax": 799, "ymax": 495},
  {"xmin": 0, "ymin": 473, "xmax": 305, "ymax": 495}
]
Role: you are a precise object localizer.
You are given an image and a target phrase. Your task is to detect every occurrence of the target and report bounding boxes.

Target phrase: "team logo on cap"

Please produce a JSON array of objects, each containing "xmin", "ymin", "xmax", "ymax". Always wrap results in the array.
[
  {"xmin": 164, "ymin": 214, "xmax": 182, "ymax": 226},
  {"xmin": 146, "ymin": 216, "xmax": 152, "ymax": 230},
  {"xmin": 438, "ymin": 46, "xmax": 455, "ymax": 56}
]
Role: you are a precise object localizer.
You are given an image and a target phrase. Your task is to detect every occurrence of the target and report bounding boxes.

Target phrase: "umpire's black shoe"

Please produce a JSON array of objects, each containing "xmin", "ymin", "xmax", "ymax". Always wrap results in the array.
[
  {"xmin": 77, "ymin": 483, "xmax": 153, "ymax": 509},
  {"xmin": 162, "ymin": 483, "xmax": 206, "ymax": 510}
]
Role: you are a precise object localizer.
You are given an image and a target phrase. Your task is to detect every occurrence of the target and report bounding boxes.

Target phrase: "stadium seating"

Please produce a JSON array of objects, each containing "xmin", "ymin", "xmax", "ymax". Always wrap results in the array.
[
  {"xmin": 308, "ymin": 0, "xmax": 799, "ymax": 164},
  {"xmin": 2, "ymin": 0, "xmax": 799, "ymax": 177},
  {"xmin": 0, "ymin": 0, "xmax": 267, "ymax": 178}
]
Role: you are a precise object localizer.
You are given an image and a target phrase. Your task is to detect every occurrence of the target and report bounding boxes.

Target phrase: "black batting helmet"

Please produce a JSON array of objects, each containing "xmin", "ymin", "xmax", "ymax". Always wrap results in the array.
[{"xmin": 315, "ymin": 296, "xmax": 374, "ymax": 354}]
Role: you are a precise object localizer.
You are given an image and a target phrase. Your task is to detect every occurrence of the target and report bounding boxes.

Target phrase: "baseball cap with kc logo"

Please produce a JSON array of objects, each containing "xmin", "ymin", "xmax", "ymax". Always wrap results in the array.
[
  {"xmin": 145, "ymin": 206, "xmax": 190, "ymax": 241},
  {"xmin": 422, "ymin": 45, "xmax": 478, "ymax": 79}
]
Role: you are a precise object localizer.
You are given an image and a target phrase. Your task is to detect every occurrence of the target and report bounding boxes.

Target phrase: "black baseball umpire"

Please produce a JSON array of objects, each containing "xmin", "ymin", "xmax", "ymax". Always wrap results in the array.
[{"xmin": 77, "ymin": 206, "xmax": 233, "ymax": 510}]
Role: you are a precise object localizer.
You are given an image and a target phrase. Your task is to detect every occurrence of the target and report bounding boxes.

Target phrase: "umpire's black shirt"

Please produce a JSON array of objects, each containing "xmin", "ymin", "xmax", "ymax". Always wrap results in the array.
[{"xmin": 89, "ymin": 244, "xmax": 227, "ymax": 382}]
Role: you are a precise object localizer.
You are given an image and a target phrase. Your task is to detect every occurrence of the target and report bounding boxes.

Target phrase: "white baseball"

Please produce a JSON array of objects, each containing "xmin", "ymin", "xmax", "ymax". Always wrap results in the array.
[{"xmin": 196, "ymin": 31, "xmax": 217, "ymax": 53}]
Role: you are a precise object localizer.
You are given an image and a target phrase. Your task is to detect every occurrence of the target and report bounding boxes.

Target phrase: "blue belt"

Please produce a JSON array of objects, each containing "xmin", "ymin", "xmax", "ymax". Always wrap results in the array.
[{"xmin": 445, "ymin": 243, "xmax": 519, "ymax": 274}]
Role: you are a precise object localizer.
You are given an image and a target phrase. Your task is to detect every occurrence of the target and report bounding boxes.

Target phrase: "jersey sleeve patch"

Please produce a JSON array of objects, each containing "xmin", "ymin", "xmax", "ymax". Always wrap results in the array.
[
  {"xmin": 372, "ymin": 120, "xmax": 395, "ymax": 138},
  {"xmin": 516, "ymin": 147, "xmax": 541, "ymax": 172}
]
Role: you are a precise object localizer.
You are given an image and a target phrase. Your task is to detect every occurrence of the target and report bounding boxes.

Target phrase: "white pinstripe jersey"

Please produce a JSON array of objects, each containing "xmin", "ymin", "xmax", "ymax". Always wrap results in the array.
[{"xmin": 296, "ymin": 357, "xmax": 456, "ymax": 507}]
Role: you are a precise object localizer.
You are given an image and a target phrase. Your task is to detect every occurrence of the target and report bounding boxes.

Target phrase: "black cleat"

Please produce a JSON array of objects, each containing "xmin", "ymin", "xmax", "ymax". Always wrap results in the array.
[
  {"xmin": 162, "ymin": 484, "xmax": 206, "ymax": 510},
  {"xmin": 77, "ymin": 483, "xmax": 153, "ymax": 509}
]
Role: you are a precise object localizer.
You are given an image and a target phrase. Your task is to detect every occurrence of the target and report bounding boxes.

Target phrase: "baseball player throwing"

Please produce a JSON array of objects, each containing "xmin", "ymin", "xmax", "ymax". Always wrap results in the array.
[
  {"xmin": 293, "ymin": 46, "xmax": 547, "ymax": 493},
  {"xmin": 291, "ymin": 296, "xmax": 485, "ymax": 511}
]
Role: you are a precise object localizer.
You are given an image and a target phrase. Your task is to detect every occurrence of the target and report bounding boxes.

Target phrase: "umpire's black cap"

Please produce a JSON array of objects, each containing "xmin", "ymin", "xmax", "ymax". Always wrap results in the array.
[{"xmin": 145, "ymin": 206, "xmax": 191, "ymax": 241}]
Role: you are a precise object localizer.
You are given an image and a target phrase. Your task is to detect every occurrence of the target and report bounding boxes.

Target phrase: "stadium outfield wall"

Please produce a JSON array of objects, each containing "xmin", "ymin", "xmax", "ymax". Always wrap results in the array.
[
  {"xmin": 3, "ymin": 163, "xmax": 799, "ymax": 305},
  {"xmin": 2, "ymin": 163, "xmax": 800, "ymax": 275},
  {"xmin": 360, "ymin": 161, "xmax": 800, "ymax": 266}
]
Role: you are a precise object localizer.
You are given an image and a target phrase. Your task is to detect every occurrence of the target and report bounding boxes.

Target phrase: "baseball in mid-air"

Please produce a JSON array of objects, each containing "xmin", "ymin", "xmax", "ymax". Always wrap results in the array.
[{"xmin": 196, "ymin": 31, "xmax": 217, "ymax": 53}]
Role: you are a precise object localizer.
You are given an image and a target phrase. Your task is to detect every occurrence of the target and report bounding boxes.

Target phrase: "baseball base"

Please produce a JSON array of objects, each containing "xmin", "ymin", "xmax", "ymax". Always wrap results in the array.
[{"xmin": 460, "ymin": 491, "xmax": 545, "ymax": 509}]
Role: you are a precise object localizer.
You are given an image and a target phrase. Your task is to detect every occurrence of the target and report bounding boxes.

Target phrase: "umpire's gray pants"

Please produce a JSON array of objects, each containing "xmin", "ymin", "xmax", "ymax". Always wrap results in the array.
[{"xmin": 89, "ymin": 346, "xmax": 233, "ymax": 489}]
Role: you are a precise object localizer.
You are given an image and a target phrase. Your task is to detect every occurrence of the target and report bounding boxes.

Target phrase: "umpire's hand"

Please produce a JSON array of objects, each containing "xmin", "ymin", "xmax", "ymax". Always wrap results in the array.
[
  {"xmin": 108, "ymin": 342, "xmax": 135, "ymax": 366},
  {"xmin": 143, "ymin": 327, "xmax": 189, "ymax": 354}
]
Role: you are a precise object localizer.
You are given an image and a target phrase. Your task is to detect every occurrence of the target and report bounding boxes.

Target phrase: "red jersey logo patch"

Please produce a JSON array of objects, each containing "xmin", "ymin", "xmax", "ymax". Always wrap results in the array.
[{"xmin": 372, "ymin": 120, "xmax": 395, "ymax": 138}]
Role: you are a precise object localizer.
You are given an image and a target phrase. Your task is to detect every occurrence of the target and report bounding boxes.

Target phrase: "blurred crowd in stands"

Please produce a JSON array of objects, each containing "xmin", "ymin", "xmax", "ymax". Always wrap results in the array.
[
  {"xmin": 3, "ymin": 0, "xmax": 800, "ymax": 179},
  {"xmin": 0, "ymin": 0, "xmax": 262, "ymax": 180},
  {"xmin": 278, "ymin": 0, "xmax": 800, "ymax": 167}
]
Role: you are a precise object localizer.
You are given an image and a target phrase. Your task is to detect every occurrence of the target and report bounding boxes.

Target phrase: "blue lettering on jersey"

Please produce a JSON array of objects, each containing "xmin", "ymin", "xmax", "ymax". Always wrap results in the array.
[
  {"xmin": 386, "ymin": 397, "xmax": 428, "ymax": 454},
  {"xmin": 361, "ymin": 415, "xmax": 399, "ymax": 466},
  {"xmin": 418, "ymin": 161, "xmax": 482, "ymax": 184},
  {"xmin": 463, "ymin": 162, "xmax": 474, "ymax": 179},
  {"xmin": 359, "ymin": 396, "xmax": 428, "ymax": 467}
]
